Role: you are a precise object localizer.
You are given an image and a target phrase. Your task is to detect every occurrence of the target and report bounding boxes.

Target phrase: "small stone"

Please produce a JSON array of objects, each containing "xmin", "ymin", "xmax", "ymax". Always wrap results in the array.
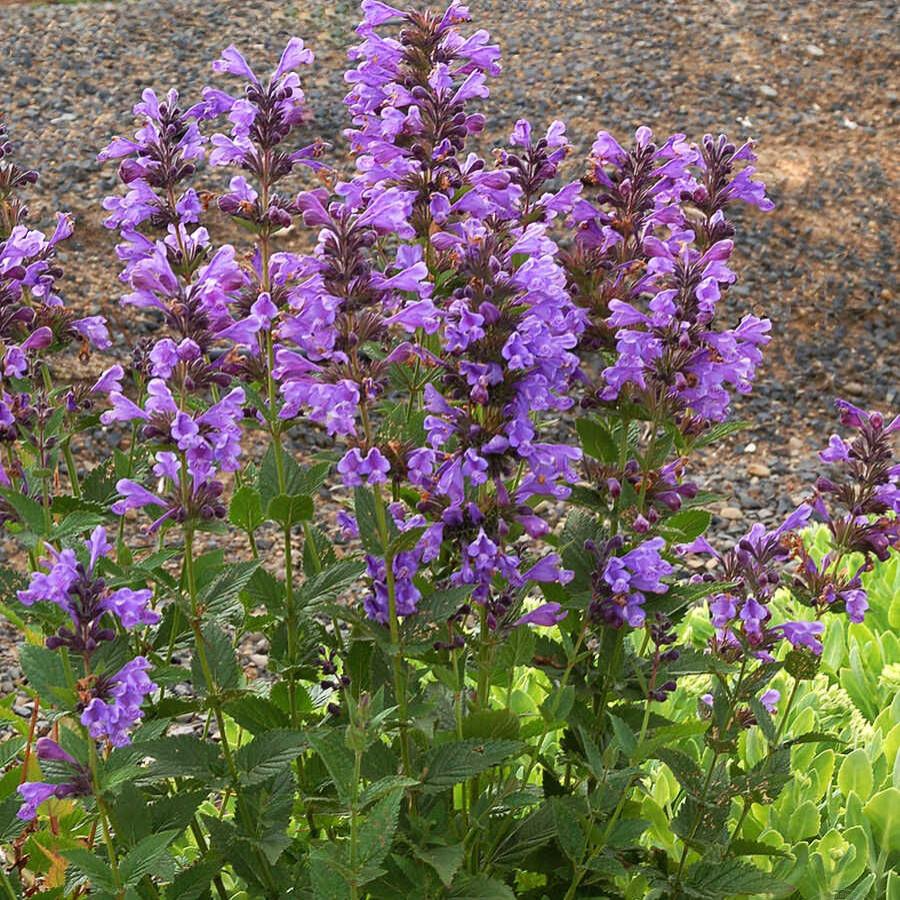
[
  {"xmin": 844, "ymin": 381, "xmax": 866, "ymax": 397},
  {"xmin": 719, "ymin": 506, "xmax": 744, "ymax": 521},
  {"xmin": 758, "ymin": 84, "xmax": 778, "ymax": 99},
  {"xmin": 250, "ymin": 653, "xmax": 269, "ymax": 669},
  {"xmin": 805, "ymin": 44, "xmax": 824, "ymax": 57},
  {"xmin": 748, "ymin": 463, "xmax": 771, "ymax": 477},
  {"xmin": 743, "ymin": 442, "xmax": 757, "ymax": 454},
  {"xmin": 842, "ymin": 116, "xmax": 858, "ymax": 130}
]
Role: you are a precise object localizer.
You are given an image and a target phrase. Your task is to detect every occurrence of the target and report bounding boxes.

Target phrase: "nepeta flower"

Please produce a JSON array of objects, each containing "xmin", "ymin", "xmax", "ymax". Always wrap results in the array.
[
  {"xmin": 17, "ymin": 526, "xmax": 158, "ymax": 650},
  {"xmin": 80, "ymin": 657, "xmax": 156, "ymax": 747},
  {"xmin": 589, "ymin": 536, "xmax": 673, "ymax": 628},
  {"xmin": 16, "ymin": 739, "xmax": 91, "ymax": 820}
]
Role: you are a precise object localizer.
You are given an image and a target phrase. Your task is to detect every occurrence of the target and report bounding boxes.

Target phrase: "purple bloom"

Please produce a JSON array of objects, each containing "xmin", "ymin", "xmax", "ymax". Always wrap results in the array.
[
  {"xmin": 337, "ymin": 447, "xmax": 391, "ymax": 487},
  {"xmin": 513, "ymin": 602, "xmax": 567, "ymax": 628},
  {"xmin": 80, "ymin": 657, "xmax": 156, "ymax": 747},
  {"xmin": 776, "ymin": 620, "xmax": 825, "ymax": 655}
]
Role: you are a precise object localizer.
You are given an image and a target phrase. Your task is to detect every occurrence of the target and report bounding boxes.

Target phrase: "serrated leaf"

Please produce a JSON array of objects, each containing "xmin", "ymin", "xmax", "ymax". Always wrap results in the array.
[
  {"xmin": 450, "ymin": 875, "xmax": 516, "ymax": 899},
  {"xmin": 357, "ymin": 785, "xmax": 403, "ymax": 870},
  {"xmin": 198, "ymin": 561, "xmax": 259, "ymax": 623},
  {"xmin": 62, "ymin": 848, "xmax": 117, "ymax": 892},
  {"xmin": 190, "ymin": 623, "xmax": 240, "ymax": 696},
  {"xmin": 414, "ymin": 844, "xmax": 464, "ymax": 888},
  {"xmin": 423, "ymin": 740, "xmax": 523, "ymax": 790},
  {"xmin": 0, "ymin": 487, "xmax": 47, "ymax": 534},
  {"xmin": 576, "ymin": 416, "xmax": 618, "ymax": 463},
  {"xmin": 18, "ymin": 643, "xmax": 73, "ymax": 704},
  {"xmin": 234, "ymin": 730, "xmax": 308, "ymax": 786},
  {"xmin": 119, "ymin": 829, "xmax": 178, "ymax": 886},
  {"xmin": 692, "ymin": 420, "xmax": 751, "ymax": 449},
  {"xmin": 662, "ymin": 509, "xmax": 711, "ymax": 541},
  {"xmin": 165, "ymin": 855, "xmax": 223, "ymax": 900},
  {"xmin": 683, "ymin": 856, "xmax": 789, "ymax": 897},
  {"xmin": 228, "ymin": 486, "xmax": 264, "ymax": 533},
  {"xmin": 141, "ymin": 735, "xmax": 224, "ymax": 782},
  {"xmin": 267, "ymin": 493, "xmax": 313, "ymax": 527}
]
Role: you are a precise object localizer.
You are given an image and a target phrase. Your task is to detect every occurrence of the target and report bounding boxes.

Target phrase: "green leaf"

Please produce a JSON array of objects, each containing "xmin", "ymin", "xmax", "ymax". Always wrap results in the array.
[
  {"xmin": 62, "ymin": 848, "xmax": 117, "ymax": 892},
  {"xmin": 462, "ymin": 709, "xmax": 521, "ymax": 741},
  {"xmin": 267, "ymin": 493, "xmax": 314, "ymax": 527},
  {"xmin": 308, "ymin": 730, "xmax": 356, "ymax": 804},
  {"xmin": 0, "ymin": 795, "xmax": 25, "ymax": 843},
  {"xmin": 225, "ymin": 694, "xmax": 291, "ymax": 735},
  {"xmin": 450, "ymin": 875, "xmax": 516, "ymax": 899},
  {"xmin": 863, "ymin": 787, "xmax": 900, "ymax": 853},
  {"xmin": 551, "ymin": 798, "xmax": 585, "ymax": 860},
  {"xmin": 165, "ymin": 855, "xmax": 223, "ymax": 900},
  {"xmin": 692, "ymin": 420, "xmax": 751, "ymax": 449},
  {"xmin": 302, "ymin": 560, "xmax": 366, "ymax": 608},
  {"xmin": 414, "ymin": 844, "xmax": 465, "ymax": 888},
  {"xmin": 119, "ymin": 830, "xmax": 178, "ymax": 886},
  {"xmin": 662, "ymin": 509, "xmax": 712, "ymax": 541},
  {"xmin": 234, "ymin": 730, "xmax": 308, "ymax": 787},
  {"xmin": 309, "ymin": 843, "xmax": 351, "ymax": 900},
  {"xmin": 683, "ymin": 856, "xmax": 790, "ymax": 897},
  {"xmin": 424, "ymin": 740, "xmax": 523, "ymax": 790},
  {"xmin": 608, "ymin": 713, "xmax": 637, "ymax": 756},
  {"xmin": 655, "ymin": 748, "xmax": 706, "ymax": 797},
  {"xmin": 141, "ymin": 735, "xmax": 224, "ymax": 782},
  {"xmin": 576, "ymin": 416, "xmax": 618, "ymax": 463},
  {"xmin": 838, "ymin": 748, "xmax": 874, "ymax": 800},
  {"xmin": 52, "ymin": 511, "xmax": 107, "ymax": 542},
  {"xmin": 357, "ymin": 785, "xmax": 404, "ymax": 870},
  {"xmin": 228, "ymin": 486, "xmax": 264, "ymax": 533},
  {"xmin": 354, "ymin": 486, "xmax": 387, "ymax": 555},
  {"xmin": 190, "ymin": 623, "xmax": 240, "ymax": 696},
  {"xmin": 18, "ymin": 643, "xmax": 73, "ymax": 704},
  {"xmin": 0, "ymin": 487, "xmax": 47, "ymax": 534},
  {"xmin": 541, "ymin": 685, "xmax": 575, "ymax": 724},
  {"xmin": 258, "ymin": 446, "xmax": 329, "ymax": 506},
  {"xmin": 198, "ymin": 560, "xmax": 259, "ymax": 623}
]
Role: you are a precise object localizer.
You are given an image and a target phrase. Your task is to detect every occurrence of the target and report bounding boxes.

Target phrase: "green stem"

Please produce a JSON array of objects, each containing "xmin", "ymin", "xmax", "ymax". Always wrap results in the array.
[
  {"xmin": 372, "ymin": 483, "xmax": 411, "ymax": 776},
  {"xmin": 189, "ymin": 817, "xmax": 229, "ymax": 900},
  {"xmin": 62, "ymin": 439, "xmax": 81, "ymax": 499},
  {"xmin": 672, "ymin": 752, "xmax": 720, "ymax": 892},
  {"xmin": 87, "ymin": 740, "xmax": 123, "ymax": 896},
  {"xmin": 349, "ymin": 747, "xmax": 363, "ymax": 900},
  {"xmin": 0, "ymin": 867, "xmax": 16, "ymax": 900},
  {"xmin": 184, "ymin": 526, "xmax": 280, "ymax": 897}
]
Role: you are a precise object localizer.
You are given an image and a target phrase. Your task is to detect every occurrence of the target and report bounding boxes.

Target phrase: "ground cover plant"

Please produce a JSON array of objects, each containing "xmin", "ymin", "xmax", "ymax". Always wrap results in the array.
[{"xmin": 0, "ymin": 1, "xmax": 897, "ymax": 897}]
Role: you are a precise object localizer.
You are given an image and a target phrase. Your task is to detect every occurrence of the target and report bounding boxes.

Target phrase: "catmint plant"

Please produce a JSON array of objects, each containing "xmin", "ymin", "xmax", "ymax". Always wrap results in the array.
[{"xmin": 0, "ymin": 4, "xmax": 896, "ymax": 900}]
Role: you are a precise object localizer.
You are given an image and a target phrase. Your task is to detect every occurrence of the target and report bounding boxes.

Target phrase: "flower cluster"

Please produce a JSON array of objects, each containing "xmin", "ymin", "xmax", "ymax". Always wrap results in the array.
[
  {"xmin": 16, "ymin": 529, "xmax": 157, "ymax": 814},
  {"xmin": 568, "ymin": 129, "xmax": 774, "ymax": 426},
  {"xmin": 344, "ymin": 0, "xmax": 499, "ymax": 218},
  {"xmin": 16, "ymin": 738, "xmax": 92, "ymax": 821},
  {"xmin": 1, "ymin": 118, "xmax": 109, "ymax": 497},
  {"xmin": 787, "ymin": 399, "xmax": 899, "ymax": 623},
  {"xmin": 18, "ymin": 526, "xmax": 158, "ymax": 649},
  {"xmin": 679, "ymin": 506, "xmax": 820, "ymax": 657},
  {"xmin": 588, "ymin": 536, "xmax": 673, "ymax": 628}
]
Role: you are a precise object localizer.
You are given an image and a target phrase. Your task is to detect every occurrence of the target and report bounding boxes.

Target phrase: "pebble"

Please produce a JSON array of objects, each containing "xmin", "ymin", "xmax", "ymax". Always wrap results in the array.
[
  {"xmin": 805, "ymin": 44, "xmax": 825, "ymax": 57},
  {"xmin": 759, "ymin": 84, "xmax": 778, "ymax": 99},
  {"xmin": 719, "ymin": 507, "xmax": 744, "ymax": 521},
  {"xmin": 747, "ymin": 463, "xmax": 772, "ymax": 477}
]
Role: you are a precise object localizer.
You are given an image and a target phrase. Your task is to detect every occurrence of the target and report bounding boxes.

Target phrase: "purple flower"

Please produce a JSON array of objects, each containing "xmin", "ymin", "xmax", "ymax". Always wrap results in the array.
[
  {"xmin": 80, "ymin": 657, "xmax": 156, "ymax": 747},
  {"xmin": 776, "ymin": 620, "xmax": 825, "ymax": 655},
  {"xmin": 337, "ymin": 447, "xmax": 391, "ymax": 487},
  {"xmin": 513, "ymin": 602, "xmax": 567, "ymax": 628}
]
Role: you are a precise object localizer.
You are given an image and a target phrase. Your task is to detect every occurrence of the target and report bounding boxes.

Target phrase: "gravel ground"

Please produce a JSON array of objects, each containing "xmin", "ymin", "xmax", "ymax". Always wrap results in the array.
[{"xmin": 0, "ymin": 0, "xmax": 897, "ymax": 704}]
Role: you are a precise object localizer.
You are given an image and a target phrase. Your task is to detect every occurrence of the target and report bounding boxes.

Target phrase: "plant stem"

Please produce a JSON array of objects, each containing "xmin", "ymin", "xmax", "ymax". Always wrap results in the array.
[
  {"xmin": 348, "ymin": 746, "xmax": 363, "ymax": 900},
  {"xmin": 86, "ymin": 739, "xmax": 123, "ymax": 897},
  {"xmin": 372, "ymin": 483, "xmax": 412, "ymax": 776},
  {"xmin": 62, "ymin": 438, "xmax": 81, "ymax": 498},
  {"xmin": 184, "ymin": 526, "xmax": 280, "ymax": 897},
  {"xmin": 672, "ymin": 751, "xmax": 719, "ymax": 892}
]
